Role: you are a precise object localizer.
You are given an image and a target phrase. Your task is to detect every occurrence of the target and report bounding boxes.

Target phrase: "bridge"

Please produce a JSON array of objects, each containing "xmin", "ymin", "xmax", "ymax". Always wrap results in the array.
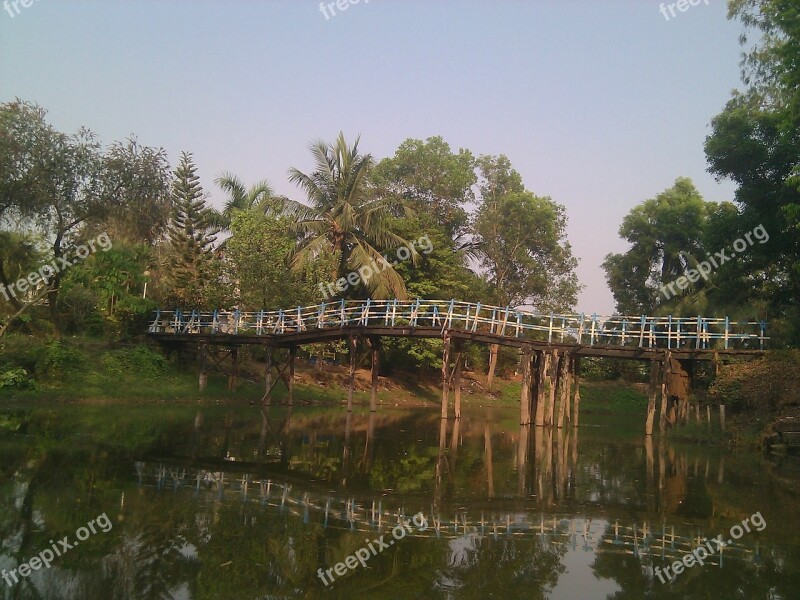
[{"xmin": 148, "ymin": 299, "xmax": 768, "ymax": 434}]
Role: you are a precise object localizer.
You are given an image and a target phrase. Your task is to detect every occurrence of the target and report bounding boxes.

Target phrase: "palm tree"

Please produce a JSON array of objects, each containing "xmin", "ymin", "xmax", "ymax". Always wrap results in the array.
[
  {"xmin": 209, "ymin": 173, "xmax": 283, "ymax": 232},
  {"xmin": 286, "ymin": 133, "xmax": 416, "ymax": 299}
]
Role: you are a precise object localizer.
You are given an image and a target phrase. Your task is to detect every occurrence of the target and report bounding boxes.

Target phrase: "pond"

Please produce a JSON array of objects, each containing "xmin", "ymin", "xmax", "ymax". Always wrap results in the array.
[{"xmin": 0, "ymin": 401, "xmax": 797, "ymax": 599}]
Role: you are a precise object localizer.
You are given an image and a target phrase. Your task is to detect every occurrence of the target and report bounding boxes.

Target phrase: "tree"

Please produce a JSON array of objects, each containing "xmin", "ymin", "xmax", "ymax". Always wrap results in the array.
[
  {"xmin": 208, "ymin": 173, "xmax": 283, "ymax": 232},
  {"xmin": 287, "ymin": 133, "xmax": 415, "ymax": 299},
  {"xmin": 602, "ymin": 178, "xmax": 713, "ymax": 315},
  {"xmin": 163, "ymin": 152, "xmax": 223, "ymax": 309},
  {"xmin": 473, "ymin": 155, "xmax": 579, "ymax": 310},
  {"xmin": 702, "ymin": 0, "xmax": 800, "ymax": 342},
  {"xmin": 0, "ymin": 101, "xmax": 173, "ymax": 334},
  {"xmin": 473, "ymin": 155, "xmax": 580, "ymax": 387},
  {"xmin": 100, "ymin": 138, "xmax": 172, "ymax": 245},
  {"xmin": 371, "ymin": 136, "xmax": 476, "ymax": 238},
  {"xmin": 225, "ymin": 210, "xmax": 336, "ymax": 310}
]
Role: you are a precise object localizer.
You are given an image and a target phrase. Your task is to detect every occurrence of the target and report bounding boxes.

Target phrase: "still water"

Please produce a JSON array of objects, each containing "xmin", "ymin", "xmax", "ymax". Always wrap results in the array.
[{"xmin": 0, "ymin": 402, "xmax": 797, "ymax": 599}]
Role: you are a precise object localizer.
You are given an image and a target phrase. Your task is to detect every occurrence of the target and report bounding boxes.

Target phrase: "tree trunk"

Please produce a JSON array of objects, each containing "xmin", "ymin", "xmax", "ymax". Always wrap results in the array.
[{"xmin": 486, "ymin": 343, "xmax": 499, "ymax": 389}]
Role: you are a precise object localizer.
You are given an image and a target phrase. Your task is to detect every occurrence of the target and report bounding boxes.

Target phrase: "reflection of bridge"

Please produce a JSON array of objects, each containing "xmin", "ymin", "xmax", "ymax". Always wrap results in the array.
[
  {"xmin": 135, "ymin": 462, "xmax": 771, "ymax": 567},
  {"xmin": 148, "ymin": 299, "xmax": 767, "ymax": 433}
]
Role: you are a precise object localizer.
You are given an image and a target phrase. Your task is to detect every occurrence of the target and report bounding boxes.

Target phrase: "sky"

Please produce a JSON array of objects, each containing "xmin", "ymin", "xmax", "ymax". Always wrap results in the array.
[{"xmin": 0, "ymin": 0, "xmax": 747, "ymax": 314}]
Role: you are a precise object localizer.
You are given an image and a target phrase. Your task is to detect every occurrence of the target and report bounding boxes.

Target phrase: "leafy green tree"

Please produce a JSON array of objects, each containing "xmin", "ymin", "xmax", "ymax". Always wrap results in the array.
[
  {"xmin": 602, "ymin": 178, "xmax": 713, "ymax": 315},
  {"xmin": 162, "ymin": 152, "xmax": 225, "ymax": 308},
  {"xmin": 225, "ymin": 210, "xmax": 336, "ymax": 310},
  {"xmin": 473, "ymin": 155, "xmax": 580, "ymax": 386},
  {"xmin": 473, "ymin": 156, "xmax": 579, "ymax": 310},
  {"xmin": 700, "ymin": 1, "xmax": 800, "ymax": 341},
  {"xmin": 287, "ymin": 133, "xmax": 415, "ymax": 299},
  {"xmin": 371, "ymin": 136, "xmax": 476, "ymax": 238},
  {"xmin": 100, "ymin": 138, "xmax": 173, "ymax": 245}
]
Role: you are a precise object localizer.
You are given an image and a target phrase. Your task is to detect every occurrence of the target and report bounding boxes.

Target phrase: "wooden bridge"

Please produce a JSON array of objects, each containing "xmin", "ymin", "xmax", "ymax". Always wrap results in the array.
[{"xmin": 148, "ymin": 299, "xmax": 768, "ymax": 434}]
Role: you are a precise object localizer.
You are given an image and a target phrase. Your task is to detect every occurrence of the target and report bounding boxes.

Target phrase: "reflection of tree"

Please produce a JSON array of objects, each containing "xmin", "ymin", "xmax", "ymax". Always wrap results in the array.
[
  {"xmin": 434, "ymin": 535, "xmax": 566, "ymax": 599},
  {"xmin": 591, "ymin": 545, "xmax": 800, "ymax": 600}
]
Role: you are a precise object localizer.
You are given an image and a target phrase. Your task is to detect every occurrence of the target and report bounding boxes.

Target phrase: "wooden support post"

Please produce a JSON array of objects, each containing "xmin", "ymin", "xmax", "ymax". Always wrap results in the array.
[
  {"xmin": 369, "ymin": 337, "xmax": 380, "ymax": 413},
  {"xmin": 645, "ymin": 359, "xmax": 658, "ymax": 435},
  {"xmin": 546, "ymin": 350, "xmax": 560, "ymax": 426},
  {"xmin": 198, "ymin": 344, "xmax": 208, "ymax": 392},
  {"xmin": 520, "ymin": 346, "xmax": 532, "ymax": 425},
  {"xmin": 572, "ymin": 356, "xmax": 581, "ymax": 427},
  {"xmin": 227, "ymin": 347, "xmax": 239, "ymax": 392},
  {"xmin": 720, "ymin": 404, "xmax": 726, "ymax": 432},
  {"xmin": 453, "ymin": 340, "xmax": 463, "ymax": 419},
  {"xmin": 557, "ymin": 353, "xmax": 569, "ymax": 428},
  {"xmin": 534, "ymin": 351, "xmax": 548, "ymax": 426},
  {"xmin": 263, "ymin": 346, "xmax": 274, "ymax": 407},
  {"xmin": 287, "ymin": 346, "xmax": 296, "ymax": 407},
  {"xmin": 659, "ymin": 355, "xmax": 668, "ymax": 431},
  {"xmin": 347, "ymin": 335, "xmax": 356, "ymax": 412},
  {"xmin": 441, "ymin": 334, "xmax": 451, "ymax": 419},
  {"xmin": 564, "ymin": 354, "xmax": 573, "ymax": 424}
]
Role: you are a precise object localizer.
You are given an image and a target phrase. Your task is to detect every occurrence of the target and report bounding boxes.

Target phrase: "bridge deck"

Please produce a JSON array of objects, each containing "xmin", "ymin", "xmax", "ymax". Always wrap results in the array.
[{"xmin": 148, "ymin": 299, "xmax": 768, "ymax": 358}]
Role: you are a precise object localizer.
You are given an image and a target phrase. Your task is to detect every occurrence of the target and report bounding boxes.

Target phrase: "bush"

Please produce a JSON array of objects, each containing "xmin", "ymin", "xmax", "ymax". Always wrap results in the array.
[
  {"xmin": 106, "ymin": 296, "xmax": 158, "ymax": 339},
  {"xmin": 0, "ymin": 367, "xmax": 33, "ymax": 390},
  {"xmin": 0, "ymin": 334, "xmax": 46, "ymax": 373},
  {"xmin": 57, "ymin": 284, "xmax": 104, "ymax": 336},
  {"xmin": 100, "ymin": 346, "xmax": 169, "ymax": 379},
  {"xmin": 40, "ymin": 341, "xmax": 87, "ymax": 376}
]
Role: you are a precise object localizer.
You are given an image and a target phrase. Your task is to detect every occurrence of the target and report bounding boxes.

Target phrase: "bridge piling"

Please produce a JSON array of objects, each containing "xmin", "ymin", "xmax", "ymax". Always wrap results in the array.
[
  {"xmin": 546, "ymin": 350, "xmax": 560, "ymax": 426},
  {"xmin": 441, "ymin": 334, "xmax": 451, "ymax": 419},
  {"xmin": 534, "ymin": 351, "xmax": 547, "ymax": 426},
  {"xmin": 572, "ymin": 356, "xmax": 581, "ymax": 427},
  {"xmin": 287, "ymin": 347, "xmax": 296, "ymax": 407},
  {"xmin": 198, "ymin": 343, "xmax": 208, "ymax": 392},
  {"xmin": 557, "ymin": 353, "xmax": 569, "ymax": 428},
  {"xmin": 226, "ymin": 347, "xmax": 239, "ymax": 392},
  {"xmin": 453, "ymin": 340, "xmax": 463, "ymax": 419},
  {"xmin": 347, "ymin": 335, "xmax": 356, "ymax": 412},
  {"xmin": 646, "ymin": 359, "xmax": 658, "ymax": 435},
  {"xmin": 368, "ymin": 336, "xmax": 380, "ymax": 413},
  {"xmin": 520, "ymin": 346, "xmax": 533, "ymax": 425},
  {"xmin": 262, "ymin": 346, "xmax": 273, "ymax": 407}
]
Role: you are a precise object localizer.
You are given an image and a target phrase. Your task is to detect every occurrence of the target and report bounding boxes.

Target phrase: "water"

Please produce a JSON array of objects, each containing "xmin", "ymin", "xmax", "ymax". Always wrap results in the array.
[{"xmin": 0, "ymin": 403, "xmax": 797, "ymax": 599}]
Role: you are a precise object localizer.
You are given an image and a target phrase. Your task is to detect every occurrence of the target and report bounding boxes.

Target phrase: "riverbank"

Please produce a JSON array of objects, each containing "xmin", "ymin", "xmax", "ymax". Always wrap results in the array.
[{"xmin": 0, "ymin": 336, "xmax": 647, "ymax": 414}]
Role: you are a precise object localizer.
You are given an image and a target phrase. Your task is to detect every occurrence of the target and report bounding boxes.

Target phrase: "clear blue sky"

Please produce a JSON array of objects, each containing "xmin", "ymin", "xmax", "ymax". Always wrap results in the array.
[{"xmin": 0, "ymin": 0, "xmax": 745, "ymax": 314}]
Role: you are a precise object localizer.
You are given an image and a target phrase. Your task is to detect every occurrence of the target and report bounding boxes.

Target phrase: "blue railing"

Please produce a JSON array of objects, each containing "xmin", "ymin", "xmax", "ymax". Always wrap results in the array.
[{"xmin": 148, "ymin": 299, "xmax": 768, "ymax": 350}]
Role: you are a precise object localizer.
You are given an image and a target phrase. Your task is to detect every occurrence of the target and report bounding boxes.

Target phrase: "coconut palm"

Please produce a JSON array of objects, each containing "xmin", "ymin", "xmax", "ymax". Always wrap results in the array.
[
  {"xmin": 286, "ymin": 133, "xmax": 416, "ymax": 299},
  {"xmin": 209, "ymin": 173, "xmax": 283, "ymax": 232}
]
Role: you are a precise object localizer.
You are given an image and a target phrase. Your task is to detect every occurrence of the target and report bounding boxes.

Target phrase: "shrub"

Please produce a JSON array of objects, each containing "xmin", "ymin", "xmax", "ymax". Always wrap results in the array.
[
  {"xmin": 100, "ymin": 346, "xmax": 168, "ymax": 378},
  {"xmin": 0, "ymin": 367, "xmax": 33, "ymax": 390}
]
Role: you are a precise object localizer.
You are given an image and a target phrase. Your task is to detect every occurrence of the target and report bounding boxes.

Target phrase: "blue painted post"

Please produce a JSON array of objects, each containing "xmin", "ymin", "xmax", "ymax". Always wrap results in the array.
[
  {"xmin": 590, "ymin": 313, "xmax": 597, "ymax": 346},
  {"xmin": 516, "ymin": 310, "xmax": 522, "ymax": 337},
  {"xmin": 233, "ymin": 310, "xmax": 241, "ymax": 334},
  {"xmin": 724, "ymin": 317, "xmax": 730, "ymax": 350},
  {"xmin": 548, "ymin": 313, "xmax": 554, "ymax": 344},
  {"xmin": 696, "ymin": 316, "xmax": 702, "ymax": 349},
  {"xmin": 578, "ymin": 313, "xmax": 585, "ymax": 344},
  {"xmin": 296, "ymin": 306, "xmax": 302, "ymax": 332},
  {"xmin": 364, "ymin": 298, "xmax": 371, "ymax": 326},
  {"xmin": 212, "ymin": 309, "xmax": 219, "ymax": 334},
  {"xmin": 667, "ymin": 315, "xmax": 673, "ymax": 350},
  {"xmin": 340, "ymin": 298, "xmax": 346, "ymax": 328},
  {"xmin": 621, "ymin": 319, "xmax": 628, "ymax": 346},
  {"xmin": 638, "ymin": 315, "xmax": 646, "ymax": 347},
  {"xmin": 760, "ymin": 321, "xmax": 767, "ymax": 350},
  {"xmin": 472, "ymin": 303, "xmax": 481, "ymax": 332},
  {"xmin": 318, "ymin": 303, "xmax": 326, "ymax": 329}
]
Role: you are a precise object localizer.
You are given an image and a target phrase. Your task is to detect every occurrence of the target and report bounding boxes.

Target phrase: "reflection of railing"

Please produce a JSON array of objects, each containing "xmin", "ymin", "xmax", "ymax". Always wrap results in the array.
[
  {"xmin": 147, "ymin": 299, "xmax": 769, "ymax": 350},
  {"xmin": 135, "ymin": 462, "xmax": 772, "ymax": 565}
]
